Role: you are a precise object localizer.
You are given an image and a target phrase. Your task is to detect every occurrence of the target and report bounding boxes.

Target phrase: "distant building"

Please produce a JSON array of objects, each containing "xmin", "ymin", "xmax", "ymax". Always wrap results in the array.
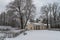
[{"xmin": 26, "ymin": 21, "xmax": 50, "ymax": 30}]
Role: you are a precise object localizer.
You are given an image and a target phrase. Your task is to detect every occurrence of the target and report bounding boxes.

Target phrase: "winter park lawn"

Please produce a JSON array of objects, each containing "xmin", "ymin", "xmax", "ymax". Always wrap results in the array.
[{"xmin": 6, "ymin": 30, "xmax": 60, "ymax": 40}]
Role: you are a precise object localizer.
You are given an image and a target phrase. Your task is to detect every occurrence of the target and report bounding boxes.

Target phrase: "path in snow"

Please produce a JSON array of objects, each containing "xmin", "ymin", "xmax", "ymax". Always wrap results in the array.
[{"xmin": 6, "ymin": 30, "xmax": 60, "ymax": 40}]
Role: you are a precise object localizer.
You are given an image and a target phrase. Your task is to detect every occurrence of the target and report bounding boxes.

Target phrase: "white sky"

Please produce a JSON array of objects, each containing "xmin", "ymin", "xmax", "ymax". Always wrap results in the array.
[
  {"xmin": 0, "ymin": 0, "xmax": 13, "ymax": 13},
  {"xmin": 0, "ymin": 0, "xmax": 60, "ymax": 15},
  {"xmin": 33, "ymin": 0, "xmax": 60, "ymax": 18}
]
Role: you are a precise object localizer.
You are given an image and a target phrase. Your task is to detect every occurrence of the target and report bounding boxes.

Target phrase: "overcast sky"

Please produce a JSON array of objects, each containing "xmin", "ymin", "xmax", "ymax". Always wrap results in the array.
[
  {"xmin": 0, "ymin": 0, "xmax": 13, "ymax": 13},
  {"xmin": 0, "ymin": 0, "xmax": 60, "ymax": 15},
  {"xmin": 33, "ymin": 0, "xmax": 60, "ymax": 18}
]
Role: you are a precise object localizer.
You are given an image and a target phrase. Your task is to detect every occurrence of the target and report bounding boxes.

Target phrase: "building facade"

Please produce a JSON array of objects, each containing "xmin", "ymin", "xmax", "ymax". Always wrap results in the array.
[{"xmin": 26, "ymin": 22, "xmax": 49, "ymax": 30}]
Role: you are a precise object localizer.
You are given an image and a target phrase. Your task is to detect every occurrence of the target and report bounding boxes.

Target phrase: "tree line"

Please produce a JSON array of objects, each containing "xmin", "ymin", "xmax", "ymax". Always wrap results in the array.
[
  {"xmin": 0, "ymin": 0, "xmax": 36, "ymax": 29},
  {"xmin": 40, "ymin": 3, "xmax": 60, "ymax": 29},
  {"xmin": 0, "ymin": 0, "xmax": 60, "ymax": 29}
]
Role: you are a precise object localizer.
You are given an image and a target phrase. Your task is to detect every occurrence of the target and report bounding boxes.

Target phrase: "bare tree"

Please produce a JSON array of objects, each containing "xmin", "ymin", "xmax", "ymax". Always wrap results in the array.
[
  {"xmin": 52, "ymin": 3, "xmax": 58, "ymax": 28},
  {"xmin": 23, "ymin": 0, "xmax": 36, "ymax": 29},
  {"xmin": 0, "ymin": 12, "xmax": 6, "ymax": 25},
  {"xmin": 6, "ymin": 0, "xmax": 36, "ymax": 29},
  {"xmin": 41, "ymin": 5, "xmax": 49, "ymax": 28},
  {"xmin": 48, "ymin": 4, "xmax": 52, "ymax": 28},
  {"xmin": 40, "ymin": 3, "xmax": 60, "ymax": 29}
]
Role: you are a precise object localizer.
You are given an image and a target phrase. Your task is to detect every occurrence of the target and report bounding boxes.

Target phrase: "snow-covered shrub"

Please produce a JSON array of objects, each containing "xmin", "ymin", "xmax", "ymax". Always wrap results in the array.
[
  {"xmin": 13, "ymin": 33, "xmax": 19, "ymax": 37},
  {"xmin": 0, "ymin": 35, "xmax": 6, "ymax": 40},
  {"xmin": 0, "ymin": 29, "xmax": 10, "ymax": 31},
  {"xmin": 6, "ymin": 33, "xmax": 13, "ymax": 38},
  {"xmin": 0, "ymin": 36, "xmax": 6, "ymax": 40},
  {"xmin": 23, "ymin": 32, "xmax": 27, "ymax": 35}
]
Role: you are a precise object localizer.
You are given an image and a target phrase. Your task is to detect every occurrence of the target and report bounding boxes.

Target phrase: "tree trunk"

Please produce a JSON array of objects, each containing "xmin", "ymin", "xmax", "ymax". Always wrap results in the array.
[
  {"xmin": 20, "ymin": 15, "xmax": 24, "ymax": 29},
  {"xmin": 46, "ymin": 13, "xmax": 48, "ymax": 29},
  {"xmin": 19, "ymin": 0, "xmax": 24, "ymax": 29}
]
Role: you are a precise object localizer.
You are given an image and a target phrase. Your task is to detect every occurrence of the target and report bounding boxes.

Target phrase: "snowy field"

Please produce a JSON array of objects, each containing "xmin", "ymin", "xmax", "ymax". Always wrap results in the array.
[{"xmin": 6, "ymin": 30, "xmax": 60, "ymax": 40}]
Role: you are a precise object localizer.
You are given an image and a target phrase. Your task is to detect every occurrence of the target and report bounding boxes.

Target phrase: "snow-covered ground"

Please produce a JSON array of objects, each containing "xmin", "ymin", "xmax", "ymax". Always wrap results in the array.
[{"xmin": 6, "ymin": 30, "xmax": 60, "ymax": 40}]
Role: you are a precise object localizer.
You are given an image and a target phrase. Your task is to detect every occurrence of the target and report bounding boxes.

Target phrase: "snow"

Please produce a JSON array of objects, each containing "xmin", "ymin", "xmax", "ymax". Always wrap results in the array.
[
  {"xmin": 0, "ymin": 33, "xmax": 5, "ymax": 37},
  {"xmin": 6, "ymin": 30, "xmax": 60, "ymax": 40},
  {"xmin": 0, "ymin": 26, "xmax": 12, "ymax": 29},
  {"xmin": 10, "ymin": 30, "xmax": 21, "ymax": 33},
  {"xmin": 33, "ymin": 23, "xmax": 41, "ymax": 25},
  {"xmin": 0, "ymin": 26, "xmax": 19, "ymax": 31}
]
